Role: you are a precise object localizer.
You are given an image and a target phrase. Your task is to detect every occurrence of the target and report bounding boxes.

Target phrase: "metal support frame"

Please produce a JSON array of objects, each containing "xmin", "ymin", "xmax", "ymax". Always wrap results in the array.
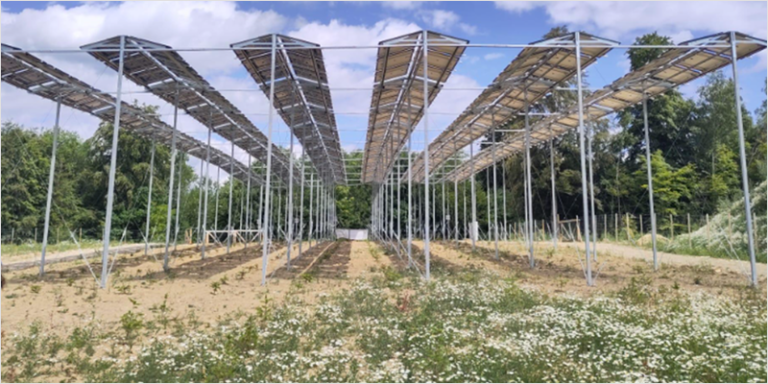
[
  {"xmin": 470, "ymin": 141, "xmax": 477, "ymax": 249},
  {"xmin": 730, "ymin": 32, "xmax": 757, "ymax": 286},
  {"xmin": 575, "ymin": 32, "xmax": 593, "ymax": 286},
  {"xmin": 226, "ymin": 141, "xmax": 235, "ymax": 254},
  {"xmin": 260, "ymin": 34, "xmax": 277, "ymax": 285},
  {"xmin": 173, "ymin": 144, "xmax": 184, "ymax": 251},
  {"xmin": 201, "ymin": 119, "xmax": 213, "ymax": 259},
  {"xmin": 524, "ymin": 89, "xmax": 534, "ymax": 267},
  {"xmin": 162, "ymin": 89, "xmax": 179, "ymax": 273},
  {"xmin": 100, "ymin": 35, "xmax": 125, "ymax": 288},
  {"xmin": 298, "ymin": 150, "xmax": 306, "ymax": 259},
  {"xmin": 286, "ymin": 130, "xmax": 295, "ymax": 268},
  {"xmin": 422, "ymin": 30, "xmax": 431, "ymax": 281},
  {"xmin": 144, "ymin": 136, "xmax": 155, "ymax": 256},
  {"xmin": 587, "ymin": 122, "xmax": 597, "ymax": 261},
  {"xmin": 245, "ymin": 153, "xmax": 252, "ymax": 249},
  {"xmin": 40, "ymin": 97, "xmax": 61, "ymax": 277},
  {"xmin": 196, "ymin": 154, "xmax": 204, "ymax": 247},
  {"xmin": 550, "ymin": 125, "xmax": 557, "ymax": 250},
  {"xmin": 492, "ymin": 121, "xmax": 499, "ymax": 259},
  {"xmin": 309, "ymin": 173, "xmax": 314, "ymax": 248},
  {"xmin": 642, "ymin": 95, "xmax": 658, "ymax": 269}
]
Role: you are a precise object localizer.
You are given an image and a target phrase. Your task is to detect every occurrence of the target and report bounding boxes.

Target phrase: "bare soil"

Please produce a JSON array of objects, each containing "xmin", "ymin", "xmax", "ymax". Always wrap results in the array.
[{"xmin": 1, "ymin": 238, "xmax": 763, "ymax": 340}]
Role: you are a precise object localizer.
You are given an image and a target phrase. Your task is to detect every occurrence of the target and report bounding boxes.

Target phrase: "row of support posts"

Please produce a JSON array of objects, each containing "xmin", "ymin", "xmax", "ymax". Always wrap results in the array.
[{"xmin": 32, "ymin": 33, "xmax": 759, "ymax": 289}]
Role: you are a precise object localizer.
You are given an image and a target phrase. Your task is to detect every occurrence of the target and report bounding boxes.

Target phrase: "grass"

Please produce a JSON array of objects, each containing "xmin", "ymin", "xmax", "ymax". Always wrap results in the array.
[
  {"xmin": 0, "ymin": 240, "xmax": 136, "ymax": 260},
  {"xmin": 1, "ymin": 266, "xmax": 765, "ymax": 383}
]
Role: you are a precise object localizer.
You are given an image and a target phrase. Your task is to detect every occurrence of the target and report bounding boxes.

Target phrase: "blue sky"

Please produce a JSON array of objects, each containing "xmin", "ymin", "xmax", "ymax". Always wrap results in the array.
[{"xmin": 2, "ymin": 1, "xmax": 766, "ymax": 181}]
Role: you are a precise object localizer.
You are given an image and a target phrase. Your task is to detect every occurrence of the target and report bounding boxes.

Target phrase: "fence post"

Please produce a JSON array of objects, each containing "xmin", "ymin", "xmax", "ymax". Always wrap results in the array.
[
  {"xmin": 625, "ymin": 213, "xmax": 631, "ymax": 241},
  {"xmin": 614, "ymin": 213, "xmax": 618, "ymax": 240},
  {"xmin": 603, "ymin": 215, "xmax": 607, "ymax": 241},
  {"xmin": 706, "ymin": 214, "xmax": 710, "ymax": 238},
  {"xmin": 687, "ymin": 213, "xmax": 691, "ymax": 248},
  {"xmin": 79, "ymin": 228, "xmax": 82, "ymax": 243},
  {"xmin": 640, "ymin": 215, "xmax": 643, "ymax": 236},
  {"xmin": 35, "ymin": 228, "xmax": 38, "ymax": 243},
  {"xmin": 56, "ymin": 227, "xmax": 60, "ymax": 244},
  {"xmin": 670, "ymin": 214, "xmax": 674, "ymax": 240},
  {"xmin": 727, "ymin": 212, "xmax": 732, "ymax": 237},
  {"xmin": 576, "ymin": 215, "xmax": 582, "ymax": 242},
  {"xmin": 557, "ymin": 214, "xmax": 560, "ymax": 242}
]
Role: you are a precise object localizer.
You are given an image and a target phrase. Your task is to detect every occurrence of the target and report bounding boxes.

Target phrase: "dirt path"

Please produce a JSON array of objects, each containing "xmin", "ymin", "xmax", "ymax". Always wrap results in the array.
[
  {"xmin": 1, "ymin": 243, "xmax": 174, "ymax": 271},
  {"xmin": 554, "ymin": 241, "xmax": 767, "ymax": 278},
  {"xmin": 347, "ymin": 241, "xmax": 391, "ymax": 278}
]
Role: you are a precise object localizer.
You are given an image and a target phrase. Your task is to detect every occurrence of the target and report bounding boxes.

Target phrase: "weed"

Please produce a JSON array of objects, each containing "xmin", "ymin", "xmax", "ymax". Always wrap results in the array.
[
  {"xmin": 30, "ymin": 285, "xmax": 41, "ymax": 294},
  {"xmin": 210, "ymin": 281, "xmax": 222, "ymax": 295}
]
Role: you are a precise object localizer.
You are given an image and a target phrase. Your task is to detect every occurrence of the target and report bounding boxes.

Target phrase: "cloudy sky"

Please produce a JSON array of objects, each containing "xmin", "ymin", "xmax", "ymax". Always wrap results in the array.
[{"xmin": 2, "ymin": 1, "xmax": 766, "ymax": 181}]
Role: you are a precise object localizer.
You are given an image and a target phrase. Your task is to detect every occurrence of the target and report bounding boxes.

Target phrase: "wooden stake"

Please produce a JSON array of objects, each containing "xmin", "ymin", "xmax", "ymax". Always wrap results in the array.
[{"xmin": 687, "ymin": 213, "xmax": 691, "ymax": 248}]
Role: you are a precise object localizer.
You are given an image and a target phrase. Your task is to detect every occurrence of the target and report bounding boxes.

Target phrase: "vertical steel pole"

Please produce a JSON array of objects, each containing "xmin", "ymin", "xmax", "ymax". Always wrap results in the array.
[
  {"xmin": 201, "ymin": 121, "xmax": 212, "ymax": 259},
  {"xmin": 309, "ymin": 174, "xmax": 314, "ymax": 248},
  {"xmin": 470, "ymin": 142, "xmax": 477, "ymax": 250},
  {"xmin": 407, "ymin": 116, "xmax": 413, "ymax": 266},
  {"xmin": 550, "ymin": 125, "xmax": 557, "ymax": 250},
  {"xmin": 40, "ymin": 97, "xmax": 61, "ymax": 277},
  {"xmin": 397, "ymin": 156, "xmax": 401, "ymax": 243},
  {"xmin": 587, "ymin": 122, "xmax": 598, "ymax": 261},
  {"xmin": 502, "ymin": 158, "xmax": 507, "ymax": 241},
  {"xmin": 245, "ymin": 154, "xmax": 252, "ymax": 249},
  {"xmin": 287, "ymin": 131, "xmax": 295, "ymax": 267},
  {"xmin": 492, "ymin": 125, "xmax": 499, "ymax": 259},
  {"xmin": 196, "ymin": 155, "xmax": 204, "ymax": 247},
  {"xmin": 575, "ymin": 32, "xmax": 593, "ymax": 286},
  {"xmin": 454, "ymin": 155, "xmax": 459, "ymax": 246},
  {"xmin": 642, "ymin": 95, "xmax": 658, "ymax": 270},
  {"xmin": 463, "ymin": 180, "xmax": 467, "ymax": 239},
  {"xmin": 524, "ymin": 90, "xmax": 534, "ymax": 267},
  {"xmin": 226, "ymin": 142, "xmax": 235, "ymax": 254},
  {"xmin": 100, "ymin": 36, "xmax": 126, "ymax": 288},
  {"xmin": 214, "ymin": 167, "xmax": 220, "ymax": 231},
  {"xmin": 422, "ymin": 30, "xmax": 431, "ymax": 280},
  {"xmin": 442, "ymin": 179, "xmax": 447, "ymax": 240},
  {"xmin": 163, "ymin": 89, "xmax": 180, "ymax": 272},
  {"xmin": 730, "ymin": 32, "xmax": 757, "ymax": 285},
  {"xmin": 173, "ymin": 148, "xmax": 184, "ymax": 251},
  {"xmin": 298, "ymin": 151, "xmax": 305, "ymax": 258},
  {"xmin": 260, "ymin": 36, "xmax": 277, "ymax": 285},
  {"xmin": 144, "ymin": 136, "xmax": 155, "ymax": 256}
]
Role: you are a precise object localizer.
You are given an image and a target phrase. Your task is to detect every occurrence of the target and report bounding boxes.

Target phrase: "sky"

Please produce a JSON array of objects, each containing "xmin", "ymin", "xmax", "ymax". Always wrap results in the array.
[{"xmin": 2, "ymin": 1, "xmax": 766, "ymax": 183}]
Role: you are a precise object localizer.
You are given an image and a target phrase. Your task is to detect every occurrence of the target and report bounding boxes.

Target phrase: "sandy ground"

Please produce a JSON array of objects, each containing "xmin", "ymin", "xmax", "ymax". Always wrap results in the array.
[
  {"xmin": 2, "ymin": 238, "xmax": 763, "ymax": 338},
  {"xmin": 1, "ymin": 243, "xmax": 163, "ymax": 265},
  {"xmin": 558, "ymin": 241, "xmax": 766, "ymax": 277}
]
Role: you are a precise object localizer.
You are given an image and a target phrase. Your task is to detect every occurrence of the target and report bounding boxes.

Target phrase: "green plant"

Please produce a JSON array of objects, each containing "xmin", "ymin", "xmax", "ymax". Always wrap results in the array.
[
  {"xmin": 30, "ymin": 285, "xmax": 41, "ymax": 294},
  {"xmin": 119, "ymin": 311, "xmax": 144, "ymax": 348},
  {"xmin": 210, "ymin": 281, "xmax": 222, "ymax": 295}
]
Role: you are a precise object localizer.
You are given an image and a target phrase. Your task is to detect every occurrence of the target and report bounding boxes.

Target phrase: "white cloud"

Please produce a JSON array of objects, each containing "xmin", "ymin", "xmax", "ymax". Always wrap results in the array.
[
  {"xmin": 382, "ymin": 1, "xmax": 421, "ymax": 11},
  {"xmin": 421, "ymin": 9, "xmax": 460, "ymax": 30},
  {"xmin": 541, "ymin": 2, "xmax": 767, "ymax": 42},
  {"xmin": 484, "ymin": 53, "xmax": 504, "ymax": 61},
  {"xmin": 494, "ymin": 1, "xmax": 540, "ymax": 14},
  {"xmin": 419, "ymin": 9, "xmax": 477, "ymax": 36}
]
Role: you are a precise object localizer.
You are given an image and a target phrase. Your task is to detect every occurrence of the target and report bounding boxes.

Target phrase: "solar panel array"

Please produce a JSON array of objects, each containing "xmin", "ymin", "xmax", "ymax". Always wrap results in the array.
[
  {"xmin": 232, "ymin": 34, "xmax": 345, "ymax": 186},
  {"xmin": 81, "ymin": 36, "xmax": 298, "ymax": 184},
  {"xmin": 1, "ymin": 44, "xmax": 261, "ymax": 184},
  {"xmin": 409, "ymin": 32, "xmax": 616, "ymax": 183},
  {"xmin": 444, "ymin": 32, "xmax": 767, "ymax": 182},
  {"xmin": 361, "ymin": 30, "xmax": 468, "ymax": 184}
]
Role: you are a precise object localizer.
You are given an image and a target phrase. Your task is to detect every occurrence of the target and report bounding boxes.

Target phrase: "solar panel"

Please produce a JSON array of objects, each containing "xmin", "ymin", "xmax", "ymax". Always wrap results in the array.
[
  {"xmin": 1, "ymin": 44, "xmax": 260, "ymax": 184},
  {"xmin": 410, "ymin": 32, "xmax": 617, "ymax": 183},
  {"xmin": 81, "ymin": 36, "xmax": 297, "ymax": 184},
  {"xmin": 444, "ymin": 31, "xmax": 767, "ymax": 182},
  {"xmin": 232, "ymin": 34, "xmax": 345, "ymax": 186},
  {"xmin": 362, "ymin": 30, "xmax": 468, "ymax": 184}
]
